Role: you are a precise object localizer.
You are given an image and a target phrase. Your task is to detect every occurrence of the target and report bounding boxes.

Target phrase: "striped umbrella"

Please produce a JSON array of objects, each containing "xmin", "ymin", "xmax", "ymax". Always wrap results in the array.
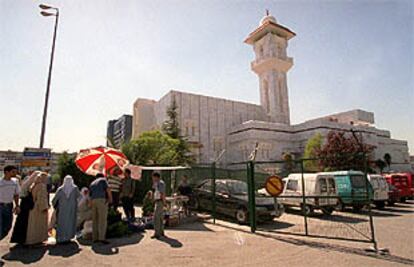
[{"xmin": 75, "ymin": 146, "xmax": 129, "ymax": 176}]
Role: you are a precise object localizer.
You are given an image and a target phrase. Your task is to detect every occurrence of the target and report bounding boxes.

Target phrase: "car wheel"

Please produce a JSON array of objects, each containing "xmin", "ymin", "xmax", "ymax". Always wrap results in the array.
[
  {"xmin": 336, "ymin": 201, "xmax": 345, "ymax": 211},
  {"xmin": 301, "ymin": 204, "xmax": 313, "ymax": 216},
  {"xmin": 321, "ymin": 207, "xmax": 334, "ymax": 215},
  {"xmin": 235, "ymin": 208, "xmax": 248, "ymax": 225},
  {"xmin": 352, "ymin": 205, "xmax": 362, "ymax": 212},
  {"xmin": 375, "ymin": 201, "xmax": 385, "ymax": 209}
]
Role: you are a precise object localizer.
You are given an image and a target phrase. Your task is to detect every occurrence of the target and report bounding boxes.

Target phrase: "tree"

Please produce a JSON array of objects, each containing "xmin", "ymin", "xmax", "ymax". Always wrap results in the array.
[
  {"xmin": 57, "ymin": 151, "xmax": 94, "ymax": 189},
  {"xmin": 375, "ymin": 159, "xmax": 386, "ymax": 173},
  {"xmin": 316, "ymin": 131, "xmax": 375, "ymax": 171},
  {"xmin": 122, "ymin": 130, "xmax": 180, "ymax": 166},
  {"xmin": 282, "ymin": 152, "xmax": 295, "ymax": 176},
  {"xmin": 162, "ymin": 98, "xmax": 180, "ymax": 139},
  {"xmin": 303, "ymin": 133, "xmax": 323, "ymax": 172},
  {"xmin": 384, "ymin": 153, "xmax": 392, "ymax": 171},
  {"xmin": 161, "ymin": 98, "xmax": 194, "ymax": 165}
]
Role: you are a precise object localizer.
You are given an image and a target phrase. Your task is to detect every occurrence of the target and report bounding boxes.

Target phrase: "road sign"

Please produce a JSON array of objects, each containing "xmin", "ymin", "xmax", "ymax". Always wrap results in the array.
[
  {"xmin": 264, "ymin": 175, "xmax": 284, "ymax": 197},
  {"xmin": 21, "ymin": 160, "xmax": 50, "ymax": 167},
  {"xmin": 23, "ymin": 147, "xmax": 51, "ymax": 159}
]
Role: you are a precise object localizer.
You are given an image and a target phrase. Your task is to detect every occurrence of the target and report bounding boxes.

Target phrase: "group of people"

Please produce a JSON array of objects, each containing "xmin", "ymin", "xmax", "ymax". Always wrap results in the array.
[
  {"xmin": 0, "ymin": 166, "xmax": 52, "ymax": 246},
  {"xmin": 0, "ymin": 165, "xmax": 169, "ymax": 247}
]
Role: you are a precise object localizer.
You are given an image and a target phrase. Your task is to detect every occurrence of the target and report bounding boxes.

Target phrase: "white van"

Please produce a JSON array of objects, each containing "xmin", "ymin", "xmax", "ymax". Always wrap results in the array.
[
  {"xmin": 280, "ymin": 173, "xmax": 338, "ymax": 215},
  {"xmin": 368, "ymin": 174, "xmax": 389, "ymax": 208}
]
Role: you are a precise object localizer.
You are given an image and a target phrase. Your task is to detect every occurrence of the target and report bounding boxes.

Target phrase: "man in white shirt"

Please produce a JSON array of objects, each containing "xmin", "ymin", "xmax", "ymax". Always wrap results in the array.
[{"xmin": 0, "ymin": 165, "xmax": 21, "ymax": 240}]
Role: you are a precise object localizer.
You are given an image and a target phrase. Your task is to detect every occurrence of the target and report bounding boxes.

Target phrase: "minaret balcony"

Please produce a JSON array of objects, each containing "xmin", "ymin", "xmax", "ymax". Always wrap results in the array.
[{"xmin": 251, "ymin": 56, "xmax": 293, "ymax": 74}]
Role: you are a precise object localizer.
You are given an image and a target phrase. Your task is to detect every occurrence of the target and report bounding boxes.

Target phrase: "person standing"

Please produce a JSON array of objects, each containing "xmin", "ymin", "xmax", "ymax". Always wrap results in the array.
[
  {"xmin": 177, "ymin": 175, "xmax": 192, "ymax": 216},
  {"xmin": 120, "ymin": 169, "xmax": 136, "ymax": 221},
  {"xmin": 151, "ymin": 172, "xmax": 166, "ymax": 239},
  {"xmin": 52, "ymin": 175, "xmax": 80, "ymax": 244},
  {"xmin": 0, "ymin": 165, "xmax": 21, "ymax": 241},
  {"xmin": 89, "ymin": 173, "xmax": 112, "ymax": 244},
  {"xmin": 77, "ymin": 187, "xmax": 92, "ymax": 229},
  {"xmin": 26, "ymin": 172, "xmax": 49, "ymax": 245},
  {"xmin": 10, "ymin": 171, "xmax": 38, "ymax": 244},
  {"xmin": 107, "ymin": 168, "xmax": 122, "ymax": 209}
]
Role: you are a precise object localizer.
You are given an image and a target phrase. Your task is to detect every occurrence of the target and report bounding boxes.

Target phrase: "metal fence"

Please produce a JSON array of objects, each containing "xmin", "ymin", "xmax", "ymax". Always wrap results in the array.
[
  {"xmin": 138, "ymin": 153, "xmax": 377, "ymax": 249},
  {"xmin": 248, "ymin": 156, "xmax": 376, "ymax": 248}
]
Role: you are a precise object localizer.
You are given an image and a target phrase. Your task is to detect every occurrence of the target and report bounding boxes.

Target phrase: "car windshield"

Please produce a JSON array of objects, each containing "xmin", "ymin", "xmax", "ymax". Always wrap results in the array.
[
  {"xmin": 350, "ymin": 175, "xmax": 366, "ymax": 188},
  {"xmin": 227, "ymin": 181, "xmax": 248, "ymax": 195}
]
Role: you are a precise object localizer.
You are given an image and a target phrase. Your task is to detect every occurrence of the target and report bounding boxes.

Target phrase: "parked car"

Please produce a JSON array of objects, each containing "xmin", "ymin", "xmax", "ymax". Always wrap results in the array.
[
  {"xmin": 384, "ymin": 173, "xmax": 412, "ymax": 203},
  {"xmin": 367, "ymin": 174, "xmax": 389, "ymax": 208},
  {"xmin": 279, "ymin": 173, "xmax": 338, "ymax": 215},
  {"xmin": 191, "ymin": 179, "xmax": 284, "ymax": 224},
  {"xmin": 387, "ymin": 183, "xmax": 401, "ymax": 206},
  {"xmin": 330, "ymin": 170, "xmax": 373, "ymax": 211}
]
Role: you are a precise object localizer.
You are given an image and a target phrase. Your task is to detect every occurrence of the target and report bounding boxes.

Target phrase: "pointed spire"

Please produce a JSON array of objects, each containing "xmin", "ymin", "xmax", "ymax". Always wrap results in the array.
[{"xmin": 266, "ymin": 9, "xmax": 269, "ymax": 16}]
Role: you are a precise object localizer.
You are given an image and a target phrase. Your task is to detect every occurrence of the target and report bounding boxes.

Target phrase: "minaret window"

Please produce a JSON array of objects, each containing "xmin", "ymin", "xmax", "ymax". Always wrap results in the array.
[
  {"xmin": 277, "ymin": 44, "xmax": 283, "ymax": 58},
  {"xmin": 259, "ymin": 45, "xmax": 264, "ymax": 59}
]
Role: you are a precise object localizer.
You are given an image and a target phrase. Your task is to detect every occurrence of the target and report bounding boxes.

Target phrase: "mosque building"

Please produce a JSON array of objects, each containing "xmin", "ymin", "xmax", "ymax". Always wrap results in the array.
[{"xmin": 131, "ymin": 12, "xmax": 411, "ymax": 171}]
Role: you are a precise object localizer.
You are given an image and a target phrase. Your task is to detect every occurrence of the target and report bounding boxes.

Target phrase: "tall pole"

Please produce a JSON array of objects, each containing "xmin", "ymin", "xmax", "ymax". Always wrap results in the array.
[{"xmin": 39, "ymin": 10, "xmax": 59, "ymax": 148}]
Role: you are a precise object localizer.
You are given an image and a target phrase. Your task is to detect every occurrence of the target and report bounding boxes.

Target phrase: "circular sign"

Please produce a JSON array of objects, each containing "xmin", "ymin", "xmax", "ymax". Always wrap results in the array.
[{"xmin": 264, "ymin": 175, "xmax": 284, "ymax": 197}]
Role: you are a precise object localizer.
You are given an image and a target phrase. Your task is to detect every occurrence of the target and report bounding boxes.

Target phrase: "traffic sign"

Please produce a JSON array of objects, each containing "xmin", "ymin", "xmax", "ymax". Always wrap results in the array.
[{"xmin": 264, "ymin": 175, "xmax": 284, "ymax": 197}]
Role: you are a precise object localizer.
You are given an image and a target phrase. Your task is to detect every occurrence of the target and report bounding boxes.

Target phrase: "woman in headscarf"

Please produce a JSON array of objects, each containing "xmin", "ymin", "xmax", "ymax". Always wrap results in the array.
[
  {"xmin": 10, "ymin": 171, "xmax": 39, "ymax": 244},
  {"xmin": 77, "ymin": 187, "xmax": 92, "ymax": 229},
  {"xmin": 52, "ymin": 175, "xmax": 80, "ymax": 244},
  {"xmin": 25, "ymin": 172, "xmax": 49, "ymax": 246}
]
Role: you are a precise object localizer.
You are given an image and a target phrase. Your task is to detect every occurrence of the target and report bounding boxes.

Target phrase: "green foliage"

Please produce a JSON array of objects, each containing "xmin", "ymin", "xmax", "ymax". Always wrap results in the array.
[
  {"xmin": 57, "ymin": 151, "xmax": 94, "ymax": 189},
  {"xmin": 282, "ymin": 152, "xmax": 295, "ymax": 176},
  {"xmin": 316, "ymin": 131, "xmax": 375, "ymax": 172},
  {"xmin": 106, "ymin": 209, "xmax": 130, "ymax": 238},
  {"xmin": 303, "ymin": 133, "xmax": 323, "ymax": 172},
  {"xmin": 122, "ymin": 130, "xmax": 180, "ymax": 166},
  {"xmin": 162, "ymin": 97, "xmax": 194, "ymax": 165},
  {"xmin": 162, "ymin": 98, "xmax": 180, "ymax": 139},
  {"xmin": 51, "ymin": 174, "xmax": 61, "ymax": 184}
]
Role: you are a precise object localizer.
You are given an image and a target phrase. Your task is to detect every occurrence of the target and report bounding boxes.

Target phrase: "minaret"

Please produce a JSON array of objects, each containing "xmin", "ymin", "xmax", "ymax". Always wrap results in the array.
[{"xmin": 245, "ymin": 11, "xmax": 295, "ymax": 125}]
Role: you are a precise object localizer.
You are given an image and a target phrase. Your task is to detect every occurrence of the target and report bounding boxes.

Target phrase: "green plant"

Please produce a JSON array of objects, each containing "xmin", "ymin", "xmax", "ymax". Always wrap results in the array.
[
  {"xmin": 162, "ymin": 97, "xmax": 194, "ymax": 165},
  {"xmin": 303, "ymin": 133, "xmax": 323, "ymax": 172},
  {"xmin": 122, "ymin": 130, "xmax": 180, "ymax": 166}
]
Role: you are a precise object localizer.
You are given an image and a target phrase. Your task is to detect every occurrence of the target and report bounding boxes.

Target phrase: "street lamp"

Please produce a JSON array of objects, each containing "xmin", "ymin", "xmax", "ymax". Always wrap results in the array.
[{"xmin": 39, "ymin": 4, "xmax": 59, "ymax": 149}]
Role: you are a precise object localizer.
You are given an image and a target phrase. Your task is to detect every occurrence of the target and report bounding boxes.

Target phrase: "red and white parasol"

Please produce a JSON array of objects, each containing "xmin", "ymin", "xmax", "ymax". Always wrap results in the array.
[{"xmin": 75, "ymin": 147, "xmax": 129, "ymax": 176}]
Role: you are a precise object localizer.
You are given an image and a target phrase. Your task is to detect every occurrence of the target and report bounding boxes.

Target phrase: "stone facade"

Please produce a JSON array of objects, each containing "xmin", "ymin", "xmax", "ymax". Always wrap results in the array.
[{"xmin": 132, "ymin": 13, "xmax": 412, "ymax": 171}]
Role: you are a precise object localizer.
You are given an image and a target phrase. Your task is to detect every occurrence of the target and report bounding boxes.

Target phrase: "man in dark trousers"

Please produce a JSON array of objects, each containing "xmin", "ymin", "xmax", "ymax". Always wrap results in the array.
[
  {"xmin": 120, "ymin": 169, "xmax": 136, "ymax": 221},
  {"xmin": 151, "ymin": 172, "xmax": 166, "ymax": 239},
  {"xmin": 0, "ymin": 165, "xmax": 21, "ymax": 241}
]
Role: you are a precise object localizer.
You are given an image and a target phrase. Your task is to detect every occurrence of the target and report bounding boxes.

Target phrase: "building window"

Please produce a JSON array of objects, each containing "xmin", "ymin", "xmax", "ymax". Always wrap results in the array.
[
  {"xmin": 277, "ymin": 44, "xmax": 283, "ymax": 58},
  {"xmin": 192, "ymin": 126, "xmax": 196, "ymax": 136},
  {"xmin": 259, "ymin": 45, "xmax": 264, "ymax": 58}
]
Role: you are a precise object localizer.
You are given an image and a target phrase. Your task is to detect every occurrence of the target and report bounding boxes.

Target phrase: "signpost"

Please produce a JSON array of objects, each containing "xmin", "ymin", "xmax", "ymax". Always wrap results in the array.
[
  {"xmin": 21, "ymin": 147, "xmax": 51, "ymax": 171},
  {"xmin": 264, "ymin": 175, "xmax": 284, "ymax": 197}
]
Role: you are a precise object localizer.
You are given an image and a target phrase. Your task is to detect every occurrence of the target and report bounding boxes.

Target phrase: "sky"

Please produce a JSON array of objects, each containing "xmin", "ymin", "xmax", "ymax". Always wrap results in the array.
[{"xmin": 0, "ymin": 0, "xmax": 413, "ymax": 154}]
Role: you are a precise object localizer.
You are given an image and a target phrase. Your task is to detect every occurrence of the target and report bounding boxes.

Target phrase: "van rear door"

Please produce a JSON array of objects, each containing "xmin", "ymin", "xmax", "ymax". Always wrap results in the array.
[
  {"xmin": 317, "ymin": 177, "xmax": 328, "ymax": 207},
  {"xmin": 327, "ymin": 178, "xmax": 338, "ymax": 206}
]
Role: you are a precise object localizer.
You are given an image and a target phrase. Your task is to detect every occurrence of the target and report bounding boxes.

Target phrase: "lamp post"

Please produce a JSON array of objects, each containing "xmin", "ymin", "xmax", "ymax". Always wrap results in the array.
[{"xmin": 39, "ymin": 4, "xmax": 59, "ymax": 148}]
